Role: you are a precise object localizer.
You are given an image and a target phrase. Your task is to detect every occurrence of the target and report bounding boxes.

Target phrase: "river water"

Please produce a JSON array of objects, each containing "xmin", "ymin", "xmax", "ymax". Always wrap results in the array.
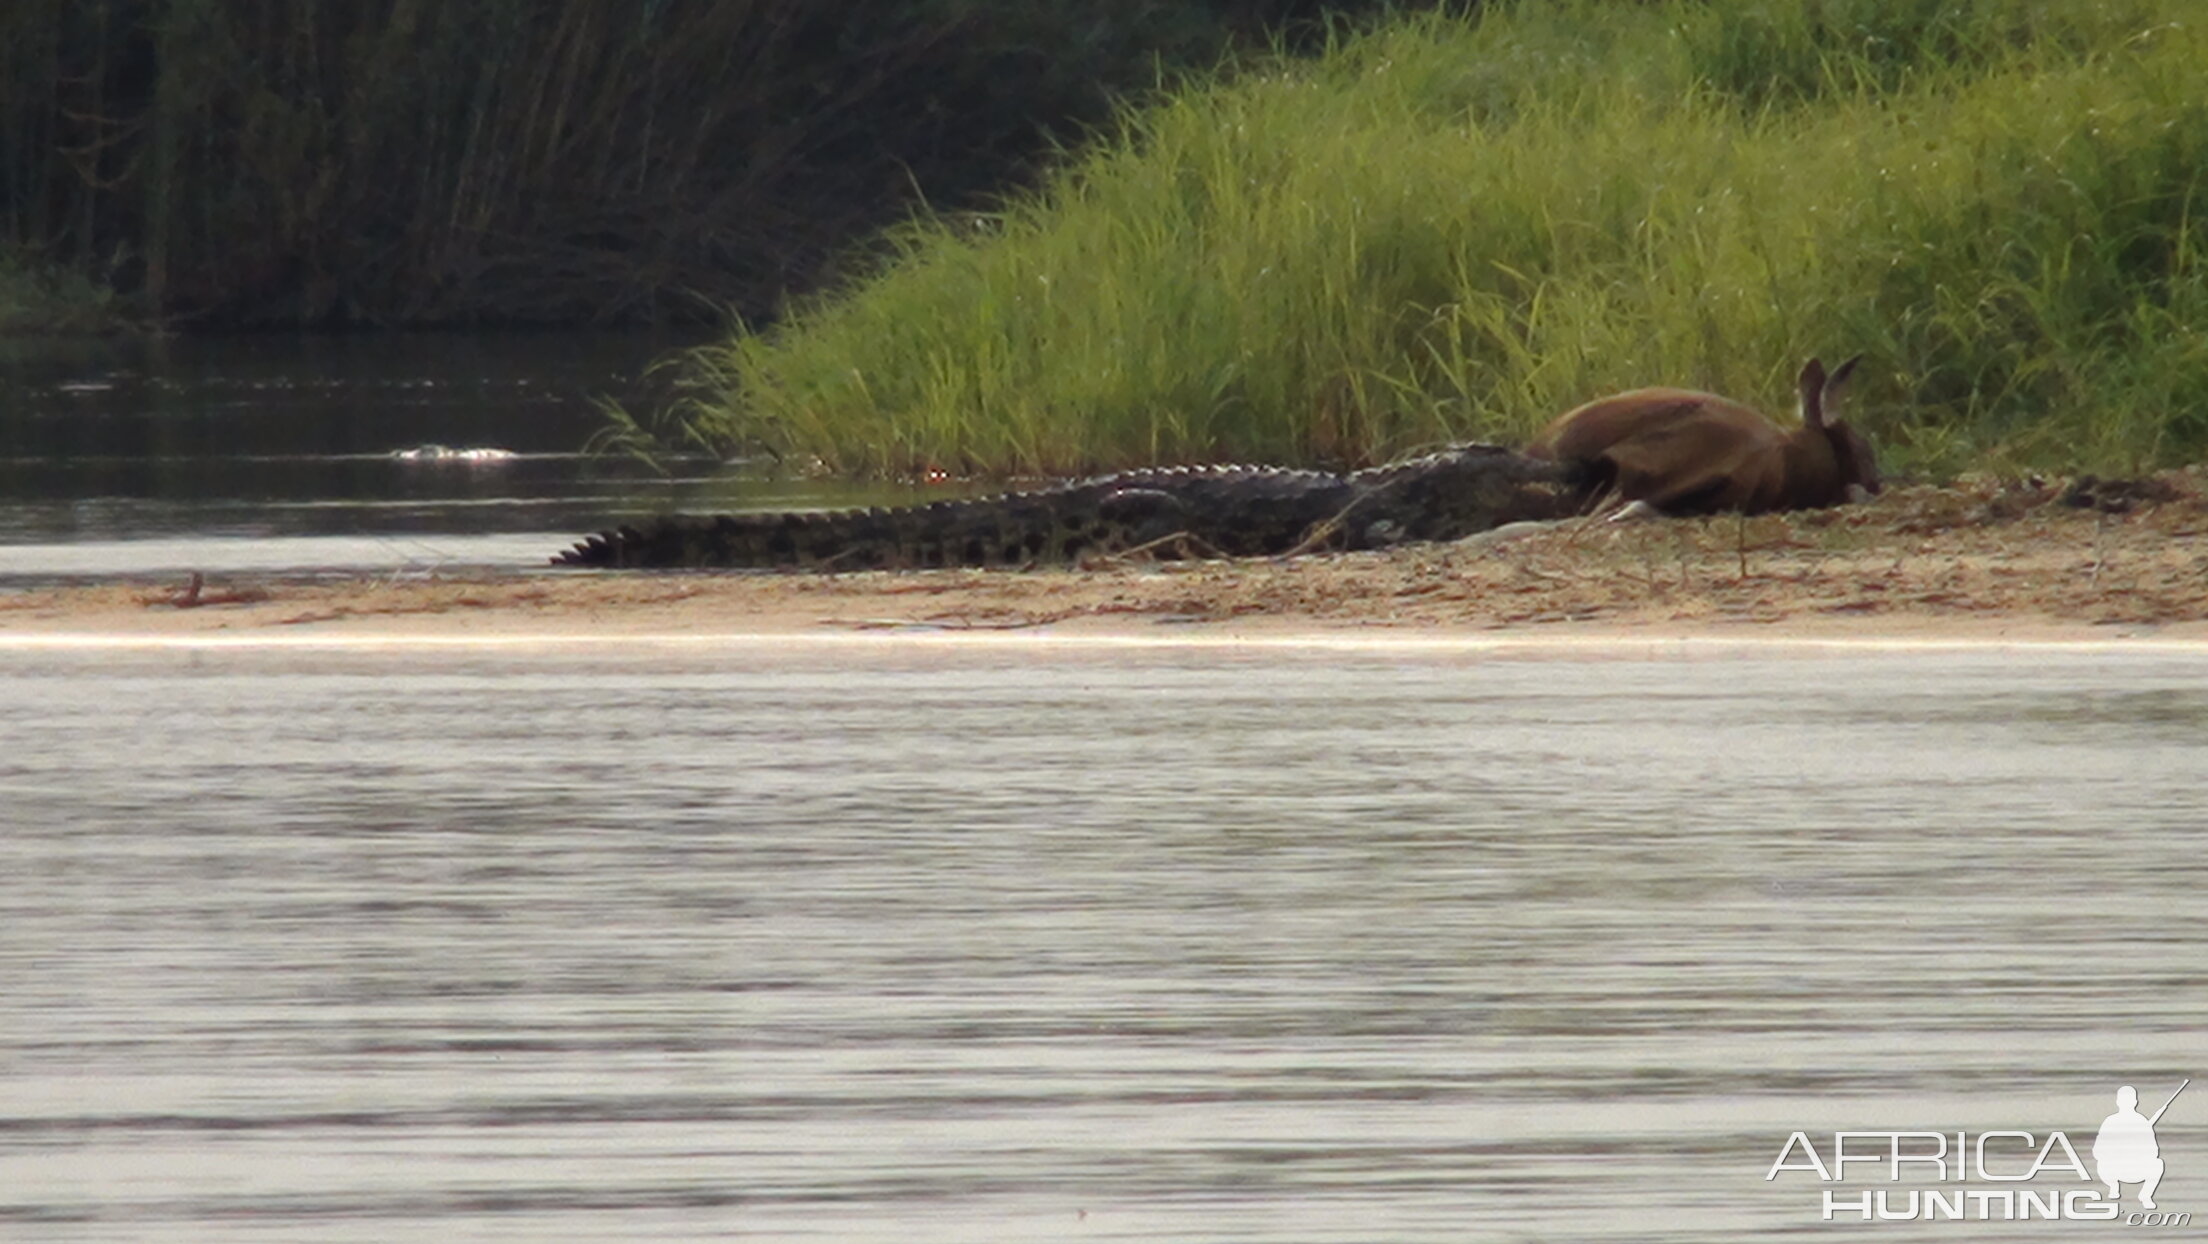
[
  {"xmin": 2, "ymin": 639, "xmax": 2202, "ymax": 1241},
  {"xmin": 3, "ymin": 336, "xmax": 2202, "ymax": 1238},
  {"xmin": 0, "ymin": 333, "xmax": 952, "ymax": 584}
]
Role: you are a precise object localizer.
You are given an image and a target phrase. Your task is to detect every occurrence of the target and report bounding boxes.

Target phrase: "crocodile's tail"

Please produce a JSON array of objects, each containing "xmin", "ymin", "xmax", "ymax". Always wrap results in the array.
[
  {"xmin": 556, "ymin": 503, "xmax": 1030, "ymax": 570},
  {"xmin": 551, "ymin": 481, "xmax": 1211, "ymax": 571}
]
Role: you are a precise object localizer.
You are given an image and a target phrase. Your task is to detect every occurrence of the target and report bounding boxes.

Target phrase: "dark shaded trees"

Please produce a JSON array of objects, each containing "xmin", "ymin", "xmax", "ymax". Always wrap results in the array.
[{"xmin": 0, "ymin": 0, "xmax": 1404, "ymax": 327}]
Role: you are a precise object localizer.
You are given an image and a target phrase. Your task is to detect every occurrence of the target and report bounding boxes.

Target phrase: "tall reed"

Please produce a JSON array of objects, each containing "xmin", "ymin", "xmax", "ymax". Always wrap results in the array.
[
  {"xmin": 0, "ymin": 249, "xmax": 117, "ymax": 335},
  {"xmin": 672, "ymin": 0, "xmax": 2208, "ymax": 477},
  {"xmin": 0, "ymin": 0, "xmax": 1381, "ymax": 329}
]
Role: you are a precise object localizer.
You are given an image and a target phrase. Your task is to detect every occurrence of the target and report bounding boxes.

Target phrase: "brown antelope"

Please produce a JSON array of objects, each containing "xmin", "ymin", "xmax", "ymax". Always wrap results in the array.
[{"xmin": 1529, "ymin": 356, "xmax": 1878, "ymax": 517}]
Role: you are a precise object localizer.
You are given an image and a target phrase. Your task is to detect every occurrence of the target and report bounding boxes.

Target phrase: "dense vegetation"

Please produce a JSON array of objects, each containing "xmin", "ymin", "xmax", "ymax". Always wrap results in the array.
[
  {"xmin": 667, "ymin": 0, "xmax": 2208, "ymax": 478},
  {"xmin": 0, "ymin": 0, "xmax": 1372, "ymax": 329}
]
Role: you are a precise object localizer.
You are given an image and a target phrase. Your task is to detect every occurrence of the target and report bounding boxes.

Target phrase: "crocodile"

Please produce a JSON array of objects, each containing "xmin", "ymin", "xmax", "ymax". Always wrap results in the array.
[{"xmin": 552, "ymin": 442, "xmax": 1586, "ymax": 571}]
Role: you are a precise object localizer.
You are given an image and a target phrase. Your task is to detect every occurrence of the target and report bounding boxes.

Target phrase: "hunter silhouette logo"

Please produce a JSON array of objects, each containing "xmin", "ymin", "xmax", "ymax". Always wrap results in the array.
[
  {"xmin": 2095, "ymin": 1080, "xmax": 2186, "ymax": 1210},
  {"xmin": 1765, "ymin": 1079, "xmax": 2192, "ymax": 1224}
]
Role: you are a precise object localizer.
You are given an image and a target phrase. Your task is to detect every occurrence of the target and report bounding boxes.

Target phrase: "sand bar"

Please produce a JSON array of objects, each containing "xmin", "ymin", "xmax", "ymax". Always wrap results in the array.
[{"xmin": 4, "ymin": 477, "xmax": 2204, "ymax": 652}]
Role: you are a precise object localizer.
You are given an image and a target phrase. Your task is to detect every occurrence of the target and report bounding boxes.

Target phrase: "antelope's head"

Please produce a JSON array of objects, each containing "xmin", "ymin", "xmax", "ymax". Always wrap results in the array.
[{"xmin": 1798, "ymin": 355, "xmax": 1879, "ymax": 502}]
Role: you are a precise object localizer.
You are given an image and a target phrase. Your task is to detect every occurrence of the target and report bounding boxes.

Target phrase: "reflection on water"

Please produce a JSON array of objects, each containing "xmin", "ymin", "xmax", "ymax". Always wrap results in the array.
[
  {"xmin": 0, "ymin": 334, "xmax": 966, "ymax": 581},
  {"xmin": 1, "ymin": 645, "xmax": 2201, "ymax": 1242},
  {"xmin": 0, "ymin": 333, "xmax": 667, "ymax": 533}
]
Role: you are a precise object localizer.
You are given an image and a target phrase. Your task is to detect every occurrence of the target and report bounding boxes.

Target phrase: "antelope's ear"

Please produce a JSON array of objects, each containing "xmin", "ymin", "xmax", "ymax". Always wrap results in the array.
[
  {"xmin": 1825, "ymin": 354, "xmax": 1863, "ymax": 399},
  {"xmin": 1796, "ymin": 358, "xmax": 1829, "ymax": 427}
]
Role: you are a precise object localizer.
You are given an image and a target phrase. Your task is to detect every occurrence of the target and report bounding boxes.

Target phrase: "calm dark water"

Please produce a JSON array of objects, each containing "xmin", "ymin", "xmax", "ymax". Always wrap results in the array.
[
  {"xmin": 0, "ymin": 334, "xmax": 952, "ymax": 582},
  {"xmin": 2, "ymin": 642, "xmax": 2202, "ymax": 1242}
]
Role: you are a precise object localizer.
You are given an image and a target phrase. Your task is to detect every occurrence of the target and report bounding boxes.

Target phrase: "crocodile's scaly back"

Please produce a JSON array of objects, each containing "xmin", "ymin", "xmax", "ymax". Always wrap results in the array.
[
  {"xmin": 553, "ymin": 444, "xmax": 1581, "ymax": 570},
  {"xmin": 1332, "ymin": 443, "xmax": 1582, "ymax": 546},
  {"xmin": 555, "ymin": 465, "xmax": 1352, "ymax": 570}
]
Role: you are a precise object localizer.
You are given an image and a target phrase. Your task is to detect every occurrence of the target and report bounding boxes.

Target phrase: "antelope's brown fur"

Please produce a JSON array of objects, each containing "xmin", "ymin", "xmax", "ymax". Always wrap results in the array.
[{"xmin": 1530, "ymin": 357, "xmax": 1877, "ymax": 516}]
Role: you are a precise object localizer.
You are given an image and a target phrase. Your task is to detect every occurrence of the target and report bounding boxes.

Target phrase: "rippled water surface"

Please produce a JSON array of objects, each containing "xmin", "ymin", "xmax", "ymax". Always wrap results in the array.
[
  {"xmin": 0, "ymin": 334, "xmax": 960, "ymax": 583},
  {"xmin": 3, "ymin": 642, "xmax": 2202, "ymax": 1241}
]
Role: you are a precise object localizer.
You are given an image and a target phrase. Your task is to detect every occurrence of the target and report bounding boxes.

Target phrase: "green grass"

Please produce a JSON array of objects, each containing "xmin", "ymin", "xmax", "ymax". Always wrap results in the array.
[
  {"xmin": 0, "ymin": 249, "xmax": 121, "ymax": 336},
  {"xmin": 664, "ymin": 0, "xmax": 2208, "ymax": 478}
]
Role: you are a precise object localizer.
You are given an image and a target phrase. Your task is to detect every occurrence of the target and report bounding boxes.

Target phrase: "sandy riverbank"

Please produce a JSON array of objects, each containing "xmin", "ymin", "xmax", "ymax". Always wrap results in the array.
[{"xmin": 4, "ymin": 475, "xmax": 2204, "ymax": 646}]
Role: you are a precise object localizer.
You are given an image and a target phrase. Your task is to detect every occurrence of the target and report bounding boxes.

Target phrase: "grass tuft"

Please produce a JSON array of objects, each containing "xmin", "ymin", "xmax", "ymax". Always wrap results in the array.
[{"xmin": 0, "ymin": 247, "xmax": 123, "ymax": 335}]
